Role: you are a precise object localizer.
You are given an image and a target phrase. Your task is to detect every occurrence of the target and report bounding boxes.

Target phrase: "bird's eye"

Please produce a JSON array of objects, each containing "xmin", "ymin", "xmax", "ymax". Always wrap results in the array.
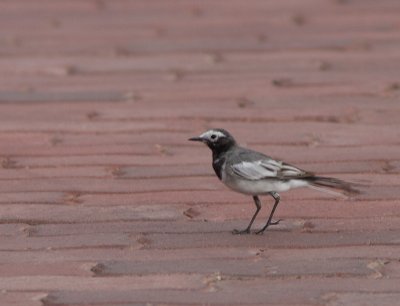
[{"xmin": 210, "ymin": 134, "xmax": 217, "ymax": 140}]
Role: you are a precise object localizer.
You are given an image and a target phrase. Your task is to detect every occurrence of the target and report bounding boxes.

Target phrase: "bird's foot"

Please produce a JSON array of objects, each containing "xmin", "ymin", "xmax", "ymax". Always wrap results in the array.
[
  {"xmin": 269, "ymin": 219, "xmax": 282, "ymax": 226},
  {"xmin": 232, "ymin": 228, "xmax": 251, "ymax": 235},
  {"xmin": 254, "ymin": 219, "xmax": 283, "ymax": 235},
  {"xmin": 233, "ymin": 220, "xmax": 282, "ymax": 235}
]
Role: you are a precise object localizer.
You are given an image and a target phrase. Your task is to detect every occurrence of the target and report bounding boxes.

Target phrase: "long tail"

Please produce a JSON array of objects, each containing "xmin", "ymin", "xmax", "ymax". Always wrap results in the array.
[{"xmin": 305, "ymin": 176, "xmax": 361, "ymax": 197}]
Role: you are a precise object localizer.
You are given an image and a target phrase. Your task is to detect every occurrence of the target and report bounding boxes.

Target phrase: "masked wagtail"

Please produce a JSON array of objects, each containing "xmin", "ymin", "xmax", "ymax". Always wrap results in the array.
[{"xmin": 189, "ymin": 128, "xmax": 359, "ymax": 235}]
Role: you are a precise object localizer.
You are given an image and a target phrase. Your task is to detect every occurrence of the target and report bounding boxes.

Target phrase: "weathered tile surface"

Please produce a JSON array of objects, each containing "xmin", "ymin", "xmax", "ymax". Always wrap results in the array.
[{"xmin": 1, "ymin": 0, "xmax": 400, "ymax": 305}]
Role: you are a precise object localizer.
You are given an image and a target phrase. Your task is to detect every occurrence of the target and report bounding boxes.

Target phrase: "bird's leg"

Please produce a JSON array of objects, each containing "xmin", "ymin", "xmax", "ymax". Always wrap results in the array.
[
  {"xmin": 256, "ymin": 192, "xmax": 281, "ymax": 235},
  {"xmin": 232, "ymin": 195, "xmax": 261, "ymax": 235}
]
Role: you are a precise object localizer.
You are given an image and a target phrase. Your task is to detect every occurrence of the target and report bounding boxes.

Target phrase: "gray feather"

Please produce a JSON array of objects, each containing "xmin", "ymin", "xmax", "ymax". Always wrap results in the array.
[{"xmin": 229, "ymin": 147, "xmax": 311, "ymax": 181}]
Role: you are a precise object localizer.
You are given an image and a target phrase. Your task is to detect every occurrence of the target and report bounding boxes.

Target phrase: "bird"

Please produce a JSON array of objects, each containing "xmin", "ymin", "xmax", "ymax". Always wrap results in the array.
[{"xmin": 189, "ymin": 128, "xmax": 360, "ymax": 235}]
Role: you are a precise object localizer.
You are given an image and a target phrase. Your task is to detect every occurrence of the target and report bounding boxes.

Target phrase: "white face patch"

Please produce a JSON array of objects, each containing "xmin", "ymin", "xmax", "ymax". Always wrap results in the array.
[{"xmin": 199, "ymin": 130, "xmax": 226, "ymax": 142}]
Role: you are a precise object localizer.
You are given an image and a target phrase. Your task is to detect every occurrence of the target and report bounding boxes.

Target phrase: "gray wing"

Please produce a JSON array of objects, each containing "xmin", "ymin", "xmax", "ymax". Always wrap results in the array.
[{"xmin": 231, "ymin": 158, "xmax": 312, "ymax": 181}]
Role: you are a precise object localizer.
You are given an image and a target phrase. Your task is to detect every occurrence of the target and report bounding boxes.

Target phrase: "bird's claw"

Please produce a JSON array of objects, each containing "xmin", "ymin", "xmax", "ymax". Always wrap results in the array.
[
  {"xmin": 269, "ymin": 219, "xmax": 282, "ymax": 226},
  {"xmin": 254, "ymin": 219, "xmax": 283, "ymax": 235},
  {"xmin": 255, "ymin": 229, "xmax": 265, "ymax": 235},
  {"xmin": 233, "ymin": 220, "xmax": 282, "ymax": 235}
]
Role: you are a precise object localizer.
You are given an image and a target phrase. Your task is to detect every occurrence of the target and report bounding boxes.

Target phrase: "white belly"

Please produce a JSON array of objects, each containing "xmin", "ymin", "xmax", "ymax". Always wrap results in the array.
[{"xmin": 222, "ymin": 176, "xmax": 308, "ymax": 195}]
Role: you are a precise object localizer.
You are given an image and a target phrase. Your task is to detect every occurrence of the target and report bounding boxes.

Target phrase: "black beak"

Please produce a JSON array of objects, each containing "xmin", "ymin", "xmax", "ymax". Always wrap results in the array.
[{"xmin": 188, "ymin": 136, "xmax": 203, "ymax": 142}]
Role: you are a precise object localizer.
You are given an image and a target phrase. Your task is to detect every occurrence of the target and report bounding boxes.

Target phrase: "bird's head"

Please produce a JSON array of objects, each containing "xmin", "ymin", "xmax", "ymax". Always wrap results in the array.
[{"xmin": 189, "ymin": 128, "xmax": 236, "ymax": 153}]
